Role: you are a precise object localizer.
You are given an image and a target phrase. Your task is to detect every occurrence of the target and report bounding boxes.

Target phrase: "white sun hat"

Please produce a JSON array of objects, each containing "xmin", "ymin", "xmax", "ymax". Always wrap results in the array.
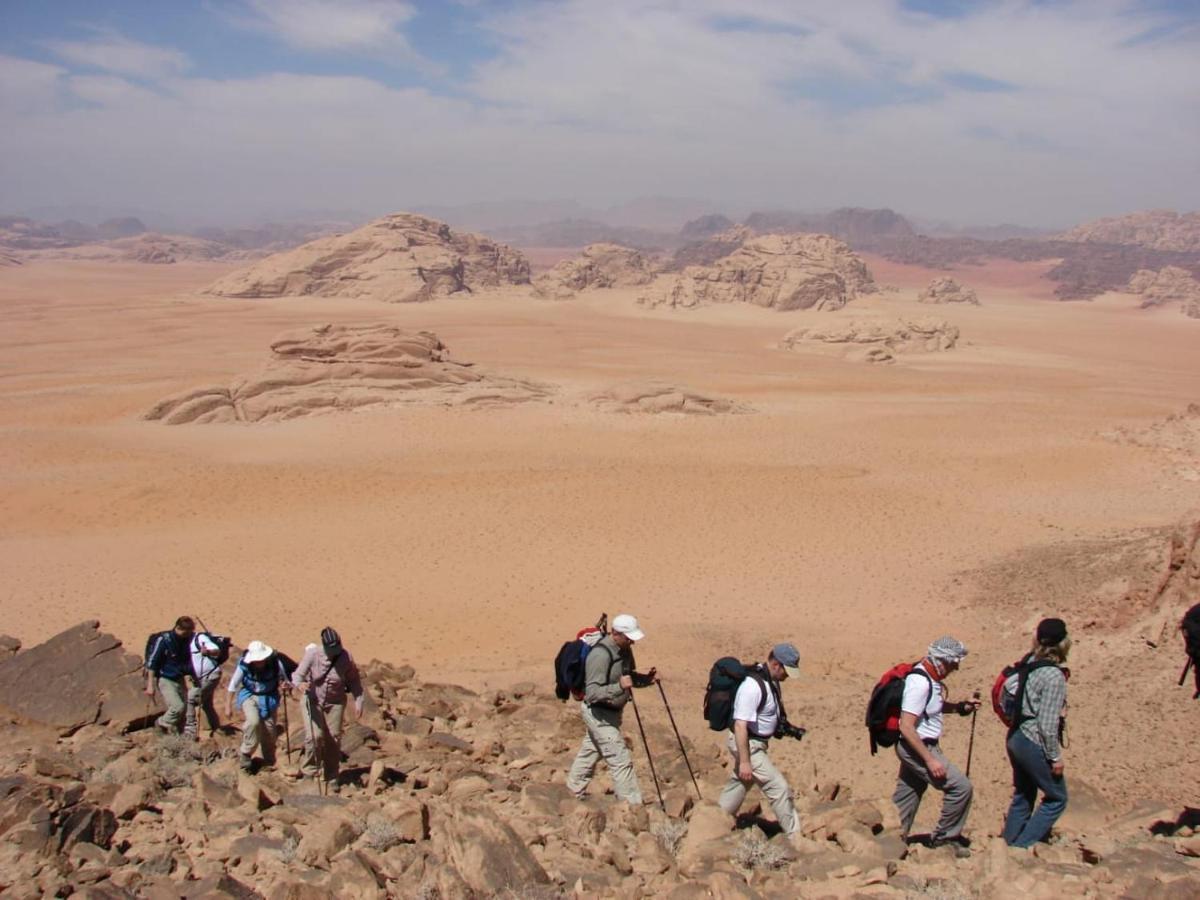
[{"xmin": 244, "ymin": 640, "xmax": 274, "ymax": 663}]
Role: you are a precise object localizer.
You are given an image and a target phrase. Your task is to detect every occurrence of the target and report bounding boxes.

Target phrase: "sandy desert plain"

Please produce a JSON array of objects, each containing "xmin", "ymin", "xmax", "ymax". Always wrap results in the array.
[{"xmin": 1, "ymin": 238, "xmax": 1198, "ymax": 839}]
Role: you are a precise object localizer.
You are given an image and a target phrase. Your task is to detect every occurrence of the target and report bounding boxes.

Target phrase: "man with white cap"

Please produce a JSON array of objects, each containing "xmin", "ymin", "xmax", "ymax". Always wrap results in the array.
[
  {"xmin": 225, "ymin": 640, "xmax": 291, "ymax": 772},
  {"xmin": 718, "ymin": 643, "xmax": 804, "ymax": 835},
  {"xmin": 566, "ymin": 613, "xmax": 658, "ymax": 805},
  {"xmin": 894, "ymin": 636, "xmax": 978, "ymax": 853}
]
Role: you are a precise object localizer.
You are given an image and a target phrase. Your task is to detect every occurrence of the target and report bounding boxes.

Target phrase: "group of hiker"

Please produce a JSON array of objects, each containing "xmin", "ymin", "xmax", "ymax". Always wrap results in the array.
[
  {"xmin": 556, "ymin": 613, "xmax": 1077, "ymax": 852},
  {"xmin": 143, "ymin": 618, "xmax": 364, "ymax": 792}
]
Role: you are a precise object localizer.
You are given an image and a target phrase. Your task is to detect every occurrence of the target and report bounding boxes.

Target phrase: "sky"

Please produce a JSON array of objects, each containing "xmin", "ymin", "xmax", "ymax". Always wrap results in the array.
[{"xmin": 1, "ymin": 0, "xmax": 1198, "ymax": 228}]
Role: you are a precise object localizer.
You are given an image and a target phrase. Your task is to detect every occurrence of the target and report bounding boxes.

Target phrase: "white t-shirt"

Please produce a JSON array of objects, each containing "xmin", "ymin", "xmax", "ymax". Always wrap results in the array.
[
  {"xmin": 190, "ymin": 634, "xmax": 221, "ymax": 680},
  {"xmin": 900, "ymin": 665, "xmax": 943, "ymax": 741},
  {"xmin": 732, "ymin": 674, "xmax": 779, "ymax": 739}
]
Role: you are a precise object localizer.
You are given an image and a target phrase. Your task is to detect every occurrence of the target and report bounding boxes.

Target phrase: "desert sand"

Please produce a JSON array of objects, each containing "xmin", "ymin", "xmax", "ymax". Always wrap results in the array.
[{"xmin": 1, "ymin": 251, "xmax": 1198, "ymax": 841}]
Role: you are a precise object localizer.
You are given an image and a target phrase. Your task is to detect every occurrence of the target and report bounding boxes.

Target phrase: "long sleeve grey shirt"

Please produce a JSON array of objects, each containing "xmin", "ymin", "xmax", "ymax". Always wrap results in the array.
[
  {"xmin": 1017, "ymin": 665, "xmax": 1067, "ymax": 761},
  {"xmin": 583, "ymin": 636, "xmax": 631, "ymax": 709}
]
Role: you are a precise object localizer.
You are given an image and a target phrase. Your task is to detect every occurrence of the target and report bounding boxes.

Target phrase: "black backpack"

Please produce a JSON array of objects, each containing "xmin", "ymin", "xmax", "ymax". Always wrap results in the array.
[
  {"xmin": 142, "ymin": 630, "xmax": 173, "ymax": 673},
  {"xmin": 554, "ymin": 615, "xmax": 608, "ymax": 702},
  {"xmin": 1183, "ymin": 604, "xmax": 1200, "ymax": 659},
  {"xmin": 196, "ymin": 632, "xmax": 233, "ymax": 667},
  {"xmin": 703, "ymin": 658, "xmax": 773, "ymax": 732}
]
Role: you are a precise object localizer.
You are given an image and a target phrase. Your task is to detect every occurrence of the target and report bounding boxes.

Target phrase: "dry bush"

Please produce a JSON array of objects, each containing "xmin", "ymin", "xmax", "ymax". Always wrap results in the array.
[
  {"xmin": 731, "ymin": 831, "xmax": 788, "ymax": 871},
  {"xmin": 652, "ymin": 820, "xmax": 688, "ymax": 857},
  {"xmin": 364, "ymin": 815, "xmax": 401, "ymax": 852}
]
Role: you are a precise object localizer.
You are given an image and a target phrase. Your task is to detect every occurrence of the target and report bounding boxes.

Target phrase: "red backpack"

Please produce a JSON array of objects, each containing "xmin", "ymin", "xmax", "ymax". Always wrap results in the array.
[
  {"xmin": 991, "ymin": 654, "xmax": 1060, "ymax": 729},
  {"xmin": 865, "ymin": 661, "xmax": 931, "ymax": 755}
]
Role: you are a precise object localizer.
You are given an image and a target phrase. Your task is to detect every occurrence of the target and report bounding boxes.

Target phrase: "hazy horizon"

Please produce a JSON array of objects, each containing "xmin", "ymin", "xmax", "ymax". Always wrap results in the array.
[{"xmin": 2, "ymin": 0, "xmax": 1198, "ymax": 229}]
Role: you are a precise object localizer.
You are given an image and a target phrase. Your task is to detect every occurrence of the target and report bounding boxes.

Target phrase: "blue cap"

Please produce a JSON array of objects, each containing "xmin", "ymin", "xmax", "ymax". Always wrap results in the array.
[{"xmin": 772, "ymin": 643, "xmax": 801, "ymax": 677}]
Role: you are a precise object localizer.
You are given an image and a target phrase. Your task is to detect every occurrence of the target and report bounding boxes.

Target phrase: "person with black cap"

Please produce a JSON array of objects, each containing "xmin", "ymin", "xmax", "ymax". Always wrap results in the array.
[
  {"xmin": 1002, "ymin": 617, "xmax": 1071, "ymax": 848},
  {"xmin": 291, "ymin": 626, "xmax": 364, "ymax": 790}
]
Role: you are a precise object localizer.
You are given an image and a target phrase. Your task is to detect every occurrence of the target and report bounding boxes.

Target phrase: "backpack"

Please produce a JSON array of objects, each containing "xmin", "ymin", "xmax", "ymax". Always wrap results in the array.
[
  {"xmin": 865, "ymin": 662, "xmax": 931, "ymax": 755},
  {"xmin": 991, "ymin": 654, "xmax": 1058, "ymax": 730},
  {"xmin": 142, "ymin": 630, "xmax": 173, "ymax": 674},
  {"xmin": 277, "ymin": 651, "xmax": 300, "ymax": 680},
  {"xmin": 195, "ymin": 632, "xmax": 232, "ymax": 668},
  {"xmin": 554, "ymin": 621, "xmax": 608, "ymax": 701},
  {"xmin": 703, "ymin": 658, "xmax": 774, "ymax": 732},
  {"xmin": 1182, "ymin": 603, "xmax": 1200, "ymax": 659}
]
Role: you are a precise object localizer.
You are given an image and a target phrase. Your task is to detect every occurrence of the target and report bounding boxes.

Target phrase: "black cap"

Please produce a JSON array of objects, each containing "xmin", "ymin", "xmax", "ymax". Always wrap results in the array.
[
  {"xmin": 320, "ymin": 626, "xmax": 341, "ymax": 650},
  {"xmin": 1036, "ymin": 618, "xmax": 1067, "ymax": 646}
]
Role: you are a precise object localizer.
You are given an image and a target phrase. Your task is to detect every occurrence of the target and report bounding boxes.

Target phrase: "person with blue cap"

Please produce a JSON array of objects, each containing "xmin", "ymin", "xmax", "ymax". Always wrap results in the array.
[
  {"xmin": 717, "ymin": 642, "xmax": 804, "ymax": 835},
  {"xmin": 894, "ymin": 635, "xmax": 979, "ymax": 855}
]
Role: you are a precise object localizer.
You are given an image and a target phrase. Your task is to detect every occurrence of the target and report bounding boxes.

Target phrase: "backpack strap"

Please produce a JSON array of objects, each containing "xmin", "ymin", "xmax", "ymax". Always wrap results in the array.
[
  {"xmin": 1009, "ymin": 659, "xmax": 1058, "ymax": 733},
  {"xmin": 746, "ymin": 667, "xmax": 783, "ymax": 737}
]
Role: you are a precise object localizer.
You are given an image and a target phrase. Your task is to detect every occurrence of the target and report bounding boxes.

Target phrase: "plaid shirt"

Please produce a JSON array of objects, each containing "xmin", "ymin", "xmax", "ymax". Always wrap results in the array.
[{"xmin": 1017, "ymin": 665, "xmax": 1067, "ymax": 761}]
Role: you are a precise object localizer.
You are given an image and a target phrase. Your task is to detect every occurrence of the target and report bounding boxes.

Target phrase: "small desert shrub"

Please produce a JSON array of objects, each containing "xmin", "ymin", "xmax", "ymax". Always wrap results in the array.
[
  {"xmin": 278, "ymin": 835, "xmax": 299, "ymax": 864},
  {"xmin": 731, "ymin": 831, "xmax": 788, "ymax": 871},
  {"xmin": 364, "ymin": 816, "xmax": 401, "ymax": 852},
  {"xmin": 652, "ymin": 820, "xmax": 688, "ymax": 857}
]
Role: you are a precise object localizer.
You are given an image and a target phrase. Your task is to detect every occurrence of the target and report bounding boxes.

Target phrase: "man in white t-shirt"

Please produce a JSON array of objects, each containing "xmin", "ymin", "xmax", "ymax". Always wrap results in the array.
[
  {"xmin": 186, "ymin": 632, "xmax": 224, "ymax": 739},
  {"xmin": 717, "ymin": 643, "xmax": 803, "ymax": 835},
  {"xmin": 893, "ymin": 636, "xmax": 979, "ymax": 853}
]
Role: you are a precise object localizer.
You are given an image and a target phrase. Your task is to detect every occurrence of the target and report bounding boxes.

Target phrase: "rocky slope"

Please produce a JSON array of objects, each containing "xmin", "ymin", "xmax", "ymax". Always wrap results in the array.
[
  {"xmin": 917, "ymin": 277, "xmax": 979, "ymax": 306},
  {"xmin": 1060, "ymin": 210, "xmax": 1200, "ymax": 253},
  {"xmin": 203, "ymin": 214, "xmax": 531, "ymax": 302},
  {"xmin": 144, "ymin": 324, "xmax": 552, "ymax": 424},
  {"xmin": 1128, "ymin": 266, "xmax": 1200, "ymax": 317},
  {"xmin": 533, "ymin": 244, "xmax": 656, "ymax": 299},
  {"xmin": 1102, "ymin": 404, "xmax": 1200, "ymax": 481},
  {"xmin": 780, "ymin": 317, "xmax": 959, "ymax": 364},
  {"xmin": 641, "ymin": 234, "xmax": 875, "ymax": 312}
]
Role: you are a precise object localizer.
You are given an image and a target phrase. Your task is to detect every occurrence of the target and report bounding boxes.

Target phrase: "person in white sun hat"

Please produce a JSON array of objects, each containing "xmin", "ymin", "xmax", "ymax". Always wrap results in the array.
[
  {"xmin": 225, "ymin": 640, "xmax": 291, "ymax": 772},
  {"xmin": 566, "ymin": 613, "xmax": 658, "ymax": 805}
]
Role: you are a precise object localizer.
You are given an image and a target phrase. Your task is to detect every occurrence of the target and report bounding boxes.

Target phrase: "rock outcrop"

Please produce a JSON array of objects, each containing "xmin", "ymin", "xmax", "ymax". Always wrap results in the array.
[
  {"xmin": 1060, "ymin": 210, "xmax": 1200, "ymax": 253},
  {"xmin": 1128, "ymin": 266, "xmax": 1200, "ymax": 317},
  {"xmin": 1103, "ymin": 404, "xmax": 1200, "ymax": 480},
  {"xmin": 780, "ymin": 316, "xmax": 959, "ymax": 364},
  {"xmin": 587, "ymin": 381, "xmax": 750, "ymax": 415},
  {"xmin": 203, "ymin": 214, "xmax": 530, "ymax": 302},
  {"xmin": 533, "ymin": 243, "xmax": 656, "ymax": 299},
  {"xmin": 918, "ymin": 276, "xmax": 980, "ymax": 305},
  {"xmin": 0, "ymin": 621, "xmax": 155, "ymax": 735},
  {"xmin": 642, "ymin": 233, "xmax": 874, "ymax": 311},
  {"xmin": 144, "ymin": 324, "xmax": 552, "ymax": 424}
]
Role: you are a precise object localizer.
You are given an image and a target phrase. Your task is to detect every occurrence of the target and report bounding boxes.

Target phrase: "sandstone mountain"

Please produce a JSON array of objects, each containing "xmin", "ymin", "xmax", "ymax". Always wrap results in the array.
[
  {"xmin": 780, "ymin": 317, "xmax": 959, "ymax": 364},
  {"xmin": 203, "ymin": 214, "xmax": 531, "ymax": 302},
  {"xmin": 144, "ymin": 324, "xmax": 552, "ymax": 424},
  {"xmin": 28, "ymin": 233, "xmax": 241, "ymax": 264},
  {"xmin": 744, "ymin": 207, "xmax": 916, "ymax": 246},
  {"xmin": 586, "ymin": 381, "xmax": 750, "ymax": 415},
  {"xmin": 533, "ymin": 243, "xmax": 656, "ymax": 299},
  {"xmin": 1059, "ymin": 210, "xmax": 1200, "ymax": 253},
  {"xmin": 1128, "ymin": 266, "xmax": 1200, "ymax": 317},
  {"xmin": 641, "ymin": 233, "xmax": 875, "ymax": 312},
  {"xmin": 917, "ymin": 276, "xmax": 980, "ymax": 305}
]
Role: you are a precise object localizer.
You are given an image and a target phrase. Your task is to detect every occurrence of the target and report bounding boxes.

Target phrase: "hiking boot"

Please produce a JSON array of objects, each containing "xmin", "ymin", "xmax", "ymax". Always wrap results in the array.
[
  {"xmin": 238, "ymin": 753, "xmax": 253, "ymax": 773},
  {"xmin": 929, "ymin": 836, "xmax": 971, "ymax": 859}
]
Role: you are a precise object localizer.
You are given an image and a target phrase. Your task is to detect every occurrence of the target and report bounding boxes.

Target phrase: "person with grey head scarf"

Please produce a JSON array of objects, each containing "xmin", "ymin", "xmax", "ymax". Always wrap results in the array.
[{"xmin": 893, "ymin": 636, "xmax": 979, "ymax": 856}]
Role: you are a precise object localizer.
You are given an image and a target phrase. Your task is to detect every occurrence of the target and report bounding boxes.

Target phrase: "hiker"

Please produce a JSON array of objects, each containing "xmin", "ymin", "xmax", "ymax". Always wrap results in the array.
[
  {"xmin": 292, "ymin": 627, "xmax": 364, "ymax": 791},
  {"xmin": 144, "ymin": 617, "xmax": 196, "ymax": 735},
  {"xmin": 225, "ymin": 640, "xmax": 291, "ymax": 772},
  {"xmin": 716, "ymin": 643, "xmax": 804, "ymax": 835},
  {"xmin": 565, "ymin": 614, "xmax": 658, "ymax": 805},
  {"xmin": 1181, "ymin": 603, "xmax": 1200, "ymax": 699},
  {"xmin": 893, "ymin": 636, "xmax": 979, "ymax": 852},
  {"xmin": 1002, "ymin": 618, "xmax": 1071, "ymax": 848},
  {"xmin": 187, "ymin": 630, "xmax": 225, "ymax": 740}
]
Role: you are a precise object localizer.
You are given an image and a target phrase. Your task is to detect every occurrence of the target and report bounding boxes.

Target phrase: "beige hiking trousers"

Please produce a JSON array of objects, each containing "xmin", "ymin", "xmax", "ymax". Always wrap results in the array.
[
  {"xmin": 300, "ymin": 697, "xmax": 345, "ymax": 781},
  {"xmin": 718, "ymin": 733, "xmax": 799, "ymax": 835},
  {"xmin": 566, "ymin": 702, "xmax": 643, "ymax": 805}
]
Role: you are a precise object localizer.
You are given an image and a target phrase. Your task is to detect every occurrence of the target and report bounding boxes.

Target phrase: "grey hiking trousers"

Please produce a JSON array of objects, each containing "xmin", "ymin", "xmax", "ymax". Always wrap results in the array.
[
  {"xmin": 893, "ymin": 739, "xmax": 973, "ymax": 840},
  {"xmin": 566, "ymin": 702, "xmax": 643, "ymax": 805},
  {"xmin": 719, "ymin": 733, "xmax": 799, "ymax": 835}
]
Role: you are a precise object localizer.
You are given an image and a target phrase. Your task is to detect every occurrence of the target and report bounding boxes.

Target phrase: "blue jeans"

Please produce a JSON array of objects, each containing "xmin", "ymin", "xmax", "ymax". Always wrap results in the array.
[{"xmin": 1003, "ymin": 729, "xmax": 1068, "ymax": 847}]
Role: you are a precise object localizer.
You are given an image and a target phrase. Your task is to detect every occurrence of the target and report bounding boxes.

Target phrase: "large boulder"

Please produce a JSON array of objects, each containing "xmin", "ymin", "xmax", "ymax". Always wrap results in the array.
[
  {"xmin": 439, "ymin": 805, "xmax": 550, "ymax": 895},
  {"xmin": 0, "ymin": 621, "xmax": 155, "ymax": 735},
  {"xmin": 918, "ymin": 276, "xmax": 980, "ymax": 305},
  {"xmin": 143, "ymin": 324, "xmax": 553, "ymax": 424},
  {"xmin": 533, "ymin": 243, "xmax": 656, "ymax": 298},
  {"xmin": 641, "ymin": 233, "xmax": 874, "ymax": 311},
  {"xmin": 780, "ymin": 316, "xmax": 959, "ymax": 364},
  {"xmin": 204, "ymin": 213, "xmax": 530, "ymax": 302}
]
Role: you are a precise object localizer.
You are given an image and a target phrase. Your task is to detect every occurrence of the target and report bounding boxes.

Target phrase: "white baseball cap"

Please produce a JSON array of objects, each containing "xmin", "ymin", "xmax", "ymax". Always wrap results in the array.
[
  {"xmin": 244, "ymin": 640, "xmax": 274, "ymax": 663},
  {"xmin": 612, "ymin": 614, "xmax": 644, "ymax": 642}
]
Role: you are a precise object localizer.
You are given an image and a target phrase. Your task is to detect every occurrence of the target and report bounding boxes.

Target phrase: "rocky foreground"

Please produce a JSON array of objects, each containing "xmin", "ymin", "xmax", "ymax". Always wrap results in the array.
[{"xmin": 1, "ymin": 617, "xmax": 1199, "ymax": 899}]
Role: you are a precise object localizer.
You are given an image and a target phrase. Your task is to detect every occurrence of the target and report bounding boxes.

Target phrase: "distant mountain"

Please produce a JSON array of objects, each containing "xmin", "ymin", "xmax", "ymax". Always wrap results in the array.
[
  {"xmin": 743, "ymin": 207, "xmax": 915, "ymax": 246},
  {"xmin": 1058, "ymin": 210, "xmax": 1200, "ymax": 253}
]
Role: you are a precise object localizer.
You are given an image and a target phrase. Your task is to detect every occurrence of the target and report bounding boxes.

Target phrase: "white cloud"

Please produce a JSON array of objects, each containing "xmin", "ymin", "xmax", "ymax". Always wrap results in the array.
[
  {"xmin": 237, "ymin": 0, "xmax": 418, "ymax": 53},
  {"xmin": 43, "ymin": 30, "xmax": 189, "ymax": 79},
  {"xmin": 0, "ymin": 54, "xmax": 65, "ymax": 113}
]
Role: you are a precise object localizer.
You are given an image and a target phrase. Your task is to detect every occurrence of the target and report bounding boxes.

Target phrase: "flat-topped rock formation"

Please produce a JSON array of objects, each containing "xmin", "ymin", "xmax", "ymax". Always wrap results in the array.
[
  {"xmin": 203, "ymin": 213, "xmax": 531, "ymax": 302},
  {"xmin": 1128, "ymin": 266, "xmax": 1200, "ymax": 317},
  {"xmin": 587, "ymin": 381, "xmax": 750, "ymax": 415},
  {"xmin": 641, "ymin": 233, "xmax": 874, "ymax": 311},
  {"xmin": 1060, "ymin": 209, "xmax": 1200, "ymax": 253},
  {"xmin": 144, "ymin": 324, "xmax": 552, "ymax": 424},
  {"xmin": 781, "ymin": 316, "xmax": 959, "ymax": 364},
  {"xmin": 918, "ymin": 276, "xmax": 979, "ymax": 305},
  {"xmin": 533, "ymin": 243, "xmax": 656, "ymax": 299}
]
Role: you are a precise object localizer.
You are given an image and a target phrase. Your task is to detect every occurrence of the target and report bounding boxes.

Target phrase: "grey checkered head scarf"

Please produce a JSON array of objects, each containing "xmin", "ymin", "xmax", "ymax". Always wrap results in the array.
[{"xmin": 927, "ymin": 636, "xmax": 968, "ymax": 663}]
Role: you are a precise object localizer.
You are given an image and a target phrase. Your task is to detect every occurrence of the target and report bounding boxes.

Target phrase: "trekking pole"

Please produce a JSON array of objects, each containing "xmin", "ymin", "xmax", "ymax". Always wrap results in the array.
[
  {"xmin": 965, "ymin": 690, "xmax": 981, "ymax": 778},
  {"xmin": 1179, "ymin": 657, "xmax": 1192, "ymax": 687},
  {"xmin": 281, "ymin": 690, "xmax": 293, "ymax": 763},
  {"xmin": 629, "ymin": 692, "xmax": 665, "ymax": 812},
  {"xmin": 657, "ymin": 681, "xmax": 701, "ymax": 799},
  {"xmin": 304, "ymin": 693, "xmax": 325, "ymax": 796}
]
